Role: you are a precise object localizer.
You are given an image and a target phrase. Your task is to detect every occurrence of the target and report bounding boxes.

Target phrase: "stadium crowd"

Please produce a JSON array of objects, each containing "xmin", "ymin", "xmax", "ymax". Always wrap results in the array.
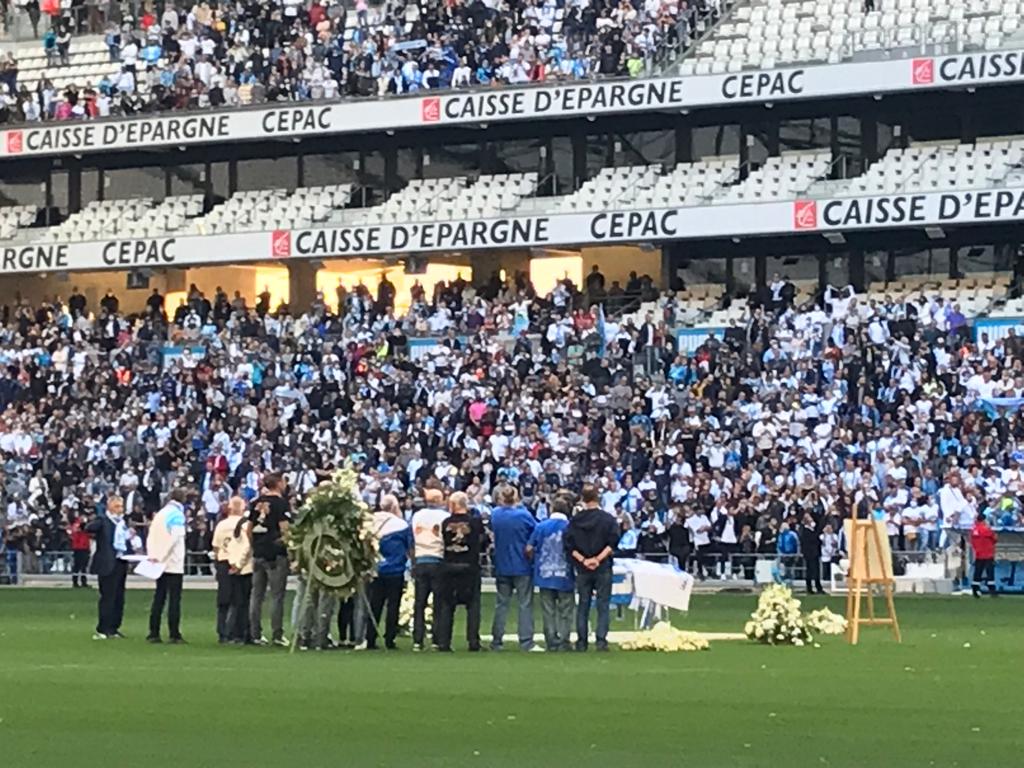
[
  {"xmin": 0, "ymin": 0, "xmax": 718, "ymax": 123},
  {"xmin": 2, "ymin": 263, "xmax": 1024, "ymax": 598}
]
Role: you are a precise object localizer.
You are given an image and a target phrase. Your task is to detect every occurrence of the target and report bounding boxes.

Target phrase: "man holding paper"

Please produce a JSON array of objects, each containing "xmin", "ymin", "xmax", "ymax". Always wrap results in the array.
[{"xmin": 146, "ymin": 488, "xmax": 188, "ymax": 644}]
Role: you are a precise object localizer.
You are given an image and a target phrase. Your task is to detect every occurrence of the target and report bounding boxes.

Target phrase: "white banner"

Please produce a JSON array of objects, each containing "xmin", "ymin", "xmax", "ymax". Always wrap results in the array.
[
  {"xmin": 4, "ymin": 187, "xmax": 1024, "ymax": 274},
  {"xmin": 2, "ymin": 50, "xmax": 1023, "ymax": 158}
]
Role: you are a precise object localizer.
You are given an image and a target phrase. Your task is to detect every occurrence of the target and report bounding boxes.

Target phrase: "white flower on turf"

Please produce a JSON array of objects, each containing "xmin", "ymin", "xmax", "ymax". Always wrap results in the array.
[{"xmin": 619, "ymin": 622, "xmax": 710, "ymax": 652}]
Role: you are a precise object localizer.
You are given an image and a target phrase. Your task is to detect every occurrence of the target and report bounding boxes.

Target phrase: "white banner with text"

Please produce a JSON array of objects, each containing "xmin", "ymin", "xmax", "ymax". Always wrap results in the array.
[
  {"xmin": 2, "ymin": 50, "xmax": 1023, "ymax": 158},
  {"xmin": 4, "ymin": 186, "xmax": 1024, "ymax": 274}
]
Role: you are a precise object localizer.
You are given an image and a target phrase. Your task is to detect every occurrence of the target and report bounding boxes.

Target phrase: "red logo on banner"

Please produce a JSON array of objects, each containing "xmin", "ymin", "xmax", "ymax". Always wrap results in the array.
[
  {"xmin": 912, "ymin": 58, "xmax": 934, "ymax": 85},
  {"xmin": 793, "ymin": 200, "xmax": 818, "ymax": 230},
  {"xmin": 421, "ymin": 98, "xmax": 441, "ymax": 122},
  {"xmin": 5, "ymin": 131, "xmax": 24, "ymax": 154},
  {"xmin": 271, "ymin": 230, "xmax": 291, "ymax": 258}
]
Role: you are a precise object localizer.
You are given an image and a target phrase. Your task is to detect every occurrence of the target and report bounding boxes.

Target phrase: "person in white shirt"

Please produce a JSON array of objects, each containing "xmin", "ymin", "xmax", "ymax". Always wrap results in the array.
[
  {"xmin": 938, "ymin": 472, "xmax": 976, "ymax": 530},
  {"xmin": 452, "ymin": 58, "xmax": 472, "ymax": 87},
  {"xmin": 409, "ymin": 484, "xmax": 449, "ymax": 650},
  {"xmin": 685, "ymin": 509, "xmax": 713, "ymax": 580},
  {"xmin": 201, "ymin": 474, "xmax": 229, "ymax": 522},
  {"xmin": 145, "ymin": 488, "xmax": 188, "ymax": 643},
  {"xmin": 917, "ymin": 494, "xmax": 940, "ymax": 551}
]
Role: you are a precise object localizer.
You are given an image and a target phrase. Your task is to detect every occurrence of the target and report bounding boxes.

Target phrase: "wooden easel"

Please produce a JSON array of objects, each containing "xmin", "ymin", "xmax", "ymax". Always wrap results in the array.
[{"xmin": 844, "ymin": 519, "xmax": 901, "ymax": 645}]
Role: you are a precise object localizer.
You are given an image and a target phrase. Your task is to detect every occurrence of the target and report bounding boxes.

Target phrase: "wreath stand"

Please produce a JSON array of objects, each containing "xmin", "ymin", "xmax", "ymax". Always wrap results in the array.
[
  {"xmin": 290, "ymin": 522, "xmax": 382, "ymax": 654},
  {"xmin": 844, "ymin": 518, "xmax": 901, "ymax": 645}
]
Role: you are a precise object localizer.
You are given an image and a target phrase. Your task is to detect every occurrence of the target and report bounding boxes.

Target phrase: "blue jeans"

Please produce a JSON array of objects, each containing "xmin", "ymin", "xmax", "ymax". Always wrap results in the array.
[
  {"xmin": 5, "ymin": 550, "xmax": 18, "ymax": 585},
  {"xmin": 491, "ymin": 574, "xmax": 534, "ymax": 650},
  {"xmin": 575, "ymin": 567, "xmax": 612, "ymax": 651},
  {"xmin": 917, "ymin": 530, "xmax": 937, "ymax": 551}
]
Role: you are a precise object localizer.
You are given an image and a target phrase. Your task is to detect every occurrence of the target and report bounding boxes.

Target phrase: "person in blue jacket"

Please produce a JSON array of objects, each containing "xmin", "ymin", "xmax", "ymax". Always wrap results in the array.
[
  {"xmin": 526, "ymin": 494, "xmax": 575, "ymax": 651},
  {"xmin": 776, "ymin": 521, "xmax": 801, "ymax": 583},
  {"xmin": 365, "ymin": 494, "xmax": 414, "ymax": 650},
  {"xmin": 489, "ymin": 484, "xmax": 538, "ymax": 651}
]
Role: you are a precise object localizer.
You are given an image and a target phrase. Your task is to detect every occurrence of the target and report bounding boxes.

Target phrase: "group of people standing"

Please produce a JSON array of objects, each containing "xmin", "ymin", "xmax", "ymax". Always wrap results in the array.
[
  {"xmin": 83, "ymin": 474, "xmax": 625, "ymax": 653},
  {"xmin": 84, "ymin": 473, "xmax": 294, "ymax": 647},
  {"xmin": 295, "ymin": 479, "xmax": 622, "ymax": 653}
]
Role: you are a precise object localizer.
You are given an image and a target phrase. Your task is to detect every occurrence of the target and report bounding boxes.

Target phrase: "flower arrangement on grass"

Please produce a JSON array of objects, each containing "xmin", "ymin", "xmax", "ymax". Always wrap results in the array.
[
  {"xmin": 287, "ymin": 467, "xmax": 378, "ymax": 599},
  {"xmin": 744, "ymin": 584, "xmax": 814, "ymax": 646},
  {"xmin": 619, "ymin": 622, "xmax": 710, "ymax": 653},
  {"xmin": 804, "ymin": 608, "xmax": 848, "ymax": 636}
]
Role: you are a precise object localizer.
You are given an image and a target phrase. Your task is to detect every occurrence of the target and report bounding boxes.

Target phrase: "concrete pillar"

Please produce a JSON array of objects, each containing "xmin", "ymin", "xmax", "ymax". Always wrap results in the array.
[{"xmin": 288, "ymin": 261, "xmax": 319, "ymax": 312}]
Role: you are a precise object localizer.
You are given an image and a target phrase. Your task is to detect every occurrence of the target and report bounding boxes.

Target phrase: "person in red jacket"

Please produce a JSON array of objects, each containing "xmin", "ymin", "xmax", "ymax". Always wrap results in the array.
[
  {"xmin": 69, "ymin": 512, "xmax": 92, "ymax": 588},
  {"xmin": 970, "ymin": 513, "xmax": 998, "ymax": 597}
]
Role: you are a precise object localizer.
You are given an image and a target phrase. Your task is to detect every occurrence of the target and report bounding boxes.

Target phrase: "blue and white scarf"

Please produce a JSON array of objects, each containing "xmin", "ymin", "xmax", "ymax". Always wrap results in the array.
[{"xmin": 111, "ymin": 514, "xmax": 129, "ymax": 556}]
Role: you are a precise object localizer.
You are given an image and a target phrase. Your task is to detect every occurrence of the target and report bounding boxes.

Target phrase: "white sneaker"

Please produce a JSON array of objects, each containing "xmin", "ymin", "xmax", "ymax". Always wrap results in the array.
[
  {"xmin": 273, "ymin": 637, "xmax": 290, "ymax": 648},
  {"xmin": 528, "ymin": 645, "xmax": 546, "ymax": 653},
  {"xmin": 254, "ymin": 636, "xmax": 269, "ymax": 646},
  {"xmin": 353, "ymin": 641, "xmax": 368, "ymax": 651},
  {"xmin": 412, "ymin": 643, "xmax": 423, "ymax": 652},
  {"xmin": 92, "ymin": 632, "xmax": 108, "ymax": 640}
]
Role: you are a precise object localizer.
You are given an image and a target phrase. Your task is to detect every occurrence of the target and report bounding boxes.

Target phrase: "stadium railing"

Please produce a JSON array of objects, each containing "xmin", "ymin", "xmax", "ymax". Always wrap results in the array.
[{"xmin": 4, "ymin": 548, "xmax": 950, "ymax": 585}]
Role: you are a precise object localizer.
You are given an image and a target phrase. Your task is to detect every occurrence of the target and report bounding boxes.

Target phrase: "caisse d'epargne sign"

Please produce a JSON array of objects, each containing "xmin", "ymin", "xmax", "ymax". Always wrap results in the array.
[{"xmin": 3, "ymin": 50, "xmax": 1023, "ymax": 159}]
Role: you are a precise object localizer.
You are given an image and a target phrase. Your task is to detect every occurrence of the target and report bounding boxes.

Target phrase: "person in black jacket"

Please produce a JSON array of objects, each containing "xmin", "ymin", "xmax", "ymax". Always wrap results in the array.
[
  {"xmin": 798, "ymin": 512, "xmax": 824, "ymax": 594},
  {"xmin": 666, "ymin": 509, "xmax": 692, "ymax": 571},
  {"xmin": 436, "ymin": 491, "xmax": 488, "ymax": 652},
  {"xmin": 564, "ymin": 484, "xmax": 620, "ymax": 652},
  {"xmin": 85, "ymin": 496, "xmax": 132, "ymax": 639}
]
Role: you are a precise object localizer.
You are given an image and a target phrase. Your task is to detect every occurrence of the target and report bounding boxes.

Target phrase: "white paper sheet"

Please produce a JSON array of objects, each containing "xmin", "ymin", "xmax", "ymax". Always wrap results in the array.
[{"xmin": 134, "ymin": 560, "xmax": 165, "ymax": 580}]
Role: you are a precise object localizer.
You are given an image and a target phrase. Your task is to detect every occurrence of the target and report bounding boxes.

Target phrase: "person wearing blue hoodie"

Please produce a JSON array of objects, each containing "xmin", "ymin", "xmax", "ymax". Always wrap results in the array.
[
  {"xmin": 489, "ymin": 484, "xmax": 538, "ymax": 651},
  {"xmin": 776, "ymin": 522, "xmax": 800, "ymax": 584},
  {"xmin": 365, "ymin": 494, "xmax": 414, "ymax": 650}
]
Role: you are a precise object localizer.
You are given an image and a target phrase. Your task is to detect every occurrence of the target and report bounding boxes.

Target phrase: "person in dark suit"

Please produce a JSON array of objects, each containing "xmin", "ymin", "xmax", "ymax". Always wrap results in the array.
[
  {"xmin": 85, "ymin": 496, "xmax": 133, "ymax": 639},
  {"xmin": 798, "ymin": 512, "xmax": 824, "ymax": 594}
]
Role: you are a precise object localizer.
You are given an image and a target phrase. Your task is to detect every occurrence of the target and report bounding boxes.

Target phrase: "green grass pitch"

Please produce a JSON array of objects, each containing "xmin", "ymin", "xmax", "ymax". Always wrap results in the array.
[{"xmin": 0, "ymin": 589, "xmax": 1017, "ymax": 767}]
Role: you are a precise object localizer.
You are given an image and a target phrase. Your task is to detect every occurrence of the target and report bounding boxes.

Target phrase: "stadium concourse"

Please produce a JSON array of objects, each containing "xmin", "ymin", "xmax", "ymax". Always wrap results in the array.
[{"xmin": 3, "ymin": 262, "xmax": 1024, "ymax": 593}]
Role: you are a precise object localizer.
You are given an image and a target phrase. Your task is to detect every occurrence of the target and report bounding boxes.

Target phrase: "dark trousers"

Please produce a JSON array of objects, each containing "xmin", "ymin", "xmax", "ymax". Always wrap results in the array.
[
  {"xmin": 804, "ymin": 556, "xmax": 823, "ymax": 593},
  {"xmin": 149, "ymin": 573, "xmax": 183, "ymax": 639},
  {"xmin": 249, "ymin": 555, "xmax": 289, "ymax": 642},
  {"xmin": 575, "ymin": 566, "xmax": 612, "ymax": 651},
  {"xmin": 366, "ymin": 574, "xmax": 405, "ymax": 649},
  {"xmin": 230, "ymin": 574, "xmax": 252, "ymax": 641},
  {"xmin": 413, "ymin": 561, "xmax": 443, "ymax": 646},
  {"xmin": 694, "ymin": 544, "xmax": 714, "ymax": 579},
  {"xmin": 670, "ymin": 546, "xmax": 691, "ymax": 572},
  {"xmin": 215, "ymin": 561, "xmax": 232, "ymax": 640},
  {"xmin": 972, "ymin": 559, "xmax": 996, "ymax": 594},
  {"xmin": 435, "ymin": 569, "xmax": 482, "ymax": 651},
  {"xmin": 96, "ymin": 560, "xmax": 127, "ymax": 635},
  {"xmin": 338, "ymin": 597, "xmax": 357, "ymax": 643},
  {"xmin": 72, "ymin": 550, "xmax": 90, "ymax": 586}
]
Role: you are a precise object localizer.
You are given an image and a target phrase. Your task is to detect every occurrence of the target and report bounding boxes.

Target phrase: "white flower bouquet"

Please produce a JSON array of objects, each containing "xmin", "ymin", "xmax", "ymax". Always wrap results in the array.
[
  {"xmin": 804, "ymin": 607, "xmax": 848, "ymax": 636},
  {"xmin": 744, "ymin": 584, "xmax": 813, "ymax": 646},
  {"xmin": 619, "ymin": 622, "xmax": 710, "ymax": 652}
]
